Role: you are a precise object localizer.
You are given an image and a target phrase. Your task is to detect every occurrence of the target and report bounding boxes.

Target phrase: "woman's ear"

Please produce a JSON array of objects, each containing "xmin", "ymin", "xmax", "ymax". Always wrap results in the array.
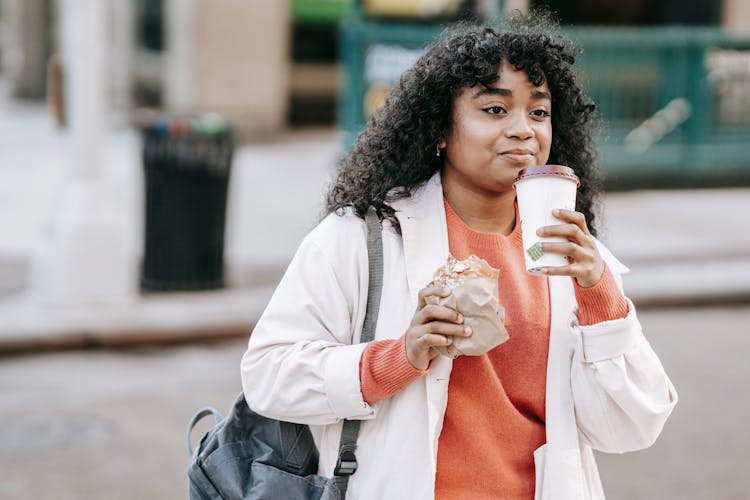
[{"xmin": 438, "ymin": 139, "xmax": 446, "ymax": 149}]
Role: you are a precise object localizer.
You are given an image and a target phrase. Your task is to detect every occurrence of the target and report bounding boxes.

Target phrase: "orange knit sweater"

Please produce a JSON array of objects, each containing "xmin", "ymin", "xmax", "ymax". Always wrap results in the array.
[{"xmin": 359, "ymin": 200, "xmax": 628, "ymax": 498}]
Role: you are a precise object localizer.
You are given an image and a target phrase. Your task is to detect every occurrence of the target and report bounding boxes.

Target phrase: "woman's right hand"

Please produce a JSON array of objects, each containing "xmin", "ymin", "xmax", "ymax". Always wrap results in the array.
[{"xmin": 405, "ymin": 286, "xmax": 472, "ymax": 370}]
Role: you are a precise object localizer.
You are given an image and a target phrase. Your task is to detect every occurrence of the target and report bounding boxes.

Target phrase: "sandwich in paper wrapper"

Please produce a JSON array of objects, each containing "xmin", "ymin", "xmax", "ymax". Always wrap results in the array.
[{"xmin": 426, "ymin": 255, "xmax": 509, "ymax": 358}]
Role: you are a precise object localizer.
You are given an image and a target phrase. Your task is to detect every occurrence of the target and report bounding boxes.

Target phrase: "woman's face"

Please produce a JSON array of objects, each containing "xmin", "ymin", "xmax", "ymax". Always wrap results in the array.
[{"xmin": 440, "ymin": 61, "xmax": 552, "ymax": 196}]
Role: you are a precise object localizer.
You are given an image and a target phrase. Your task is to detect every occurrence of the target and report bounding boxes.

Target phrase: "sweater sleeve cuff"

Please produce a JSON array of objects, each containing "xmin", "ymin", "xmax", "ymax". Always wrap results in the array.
[
  {"xmin": 359, "ymin": 334, "xmax": 428, "ymax": 406},
  {"xmin": 574, "ymin": 263, "xmax": 629, "ymax": 326}
]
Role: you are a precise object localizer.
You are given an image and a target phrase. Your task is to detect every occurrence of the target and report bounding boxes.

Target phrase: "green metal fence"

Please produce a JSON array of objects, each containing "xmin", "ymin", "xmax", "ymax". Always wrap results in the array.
[
  {"xmin": 339, "ymin": 14, "xmax": 750, "ymax": 187},
  {"xmin": 572, "ymin": 27, "xmax": 750, "ymax": 185},
  {"xmin": 292, "ymin": 0, "xmax": 349, "ymax": 24}
]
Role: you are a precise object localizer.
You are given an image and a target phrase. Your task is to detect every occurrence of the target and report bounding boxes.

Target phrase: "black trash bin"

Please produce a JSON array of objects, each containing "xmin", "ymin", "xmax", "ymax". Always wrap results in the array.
[{"xmin": 140, "ymin": 114, "xmax": 234, "ymax": 292}]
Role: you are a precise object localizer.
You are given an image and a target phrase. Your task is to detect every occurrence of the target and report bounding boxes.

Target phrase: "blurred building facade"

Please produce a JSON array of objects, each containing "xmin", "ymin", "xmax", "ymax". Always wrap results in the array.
[
  {"xmin": 0, "ymin": 0, "xmax": 291, "ymax": 139},
  {"xmin": 0, "ymin": 0, "xmax": 748, "ymax": 304},
  {"xmin": 0, "ymin": 0, "xmax": 748, "ymax": 140}
]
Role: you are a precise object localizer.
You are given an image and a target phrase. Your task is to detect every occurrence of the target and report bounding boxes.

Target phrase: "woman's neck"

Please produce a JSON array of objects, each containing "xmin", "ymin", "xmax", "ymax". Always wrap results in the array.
[{"xmin": 442, "ymin": 184, "xmax": 517, "ymax": 236}]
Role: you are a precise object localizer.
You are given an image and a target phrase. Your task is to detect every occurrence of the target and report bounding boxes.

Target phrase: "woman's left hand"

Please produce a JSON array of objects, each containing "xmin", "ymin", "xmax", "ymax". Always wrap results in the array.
[{"xmin": 536, "ymin": 209, "xmax": 605, "ymax": 288}]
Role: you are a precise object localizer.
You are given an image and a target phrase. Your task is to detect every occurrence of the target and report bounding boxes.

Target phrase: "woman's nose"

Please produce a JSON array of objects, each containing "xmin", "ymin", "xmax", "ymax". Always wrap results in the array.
[{"xmin": 504, "ymin": 112, "xmax": 534, "ymax": 140}]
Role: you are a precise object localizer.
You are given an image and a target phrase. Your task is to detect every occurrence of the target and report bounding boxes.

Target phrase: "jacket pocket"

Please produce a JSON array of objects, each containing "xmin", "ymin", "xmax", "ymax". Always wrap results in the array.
[{"xmin": 533, "ymin": 444, "xmax": 586, "ymax": 500}]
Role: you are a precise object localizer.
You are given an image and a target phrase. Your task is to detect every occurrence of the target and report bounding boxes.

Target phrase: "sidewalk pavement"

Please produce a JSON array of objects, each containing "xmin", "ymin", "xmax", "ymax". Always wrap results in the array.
[{"xmin": 1, "ymin": 100, "xmax": 749, "ymax": 355}]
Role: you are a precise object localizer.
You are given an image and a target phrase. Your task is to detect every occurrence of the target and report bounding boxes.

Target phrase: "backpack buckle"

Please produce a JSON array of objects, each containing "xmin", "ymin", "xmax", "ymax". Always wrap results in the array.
[{"xmin": 334, "ymin": 449, "xmax": 358, "ymax": 476}]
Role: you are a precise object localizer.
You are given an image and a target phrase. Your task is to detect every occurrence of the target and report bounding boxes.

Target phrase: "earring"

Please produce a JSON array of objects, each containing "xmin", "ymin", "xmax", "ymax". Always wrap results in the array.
[{"xmin": 436, "ymin": 145, "xmax": 441, "ymax": 157}]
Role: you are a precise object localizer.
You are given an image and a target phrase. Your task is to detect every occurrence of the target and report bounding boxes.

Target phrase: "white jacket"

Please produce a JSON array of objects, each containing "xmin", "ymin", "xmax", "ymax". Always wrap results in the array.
[{"xmin": 241, "ymin": 174, "xmax": 677, "ymax": 499}]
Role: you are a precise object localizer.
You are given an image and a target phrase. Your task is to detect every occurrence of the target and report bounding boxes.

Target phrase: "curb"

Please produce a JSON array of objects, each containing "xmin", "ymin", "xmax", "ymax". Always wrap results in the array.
[
  {"xmin": 1, "ymin": 261, "xmax": 749, "ymax": 356},
  {"xmin": 0, "ymin": 286, "xmax": 275, "ymax": 356},
  {"xmin": 621, "ymin": 257, "xmax": 750, "ymax": 309}
]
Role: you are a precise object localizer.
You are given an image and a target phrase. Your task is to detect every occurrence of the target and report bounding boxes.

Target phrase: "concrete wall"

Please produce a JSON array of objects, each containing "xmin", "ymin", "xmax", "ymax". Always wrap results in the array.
[
  {"xmin": 165, "ymin": 0, "xmax": 290, "ymax": 140},
  {"xmin": 723, "ymin": 0, "xmax": 750, "ymax": 28},
  {"xmin": 1, "ymin": 0, "xmax": 51, "ymax": 98},
  {"xmin": 107, "ymin": 0, "xmax": 135, "ymax": 126}
]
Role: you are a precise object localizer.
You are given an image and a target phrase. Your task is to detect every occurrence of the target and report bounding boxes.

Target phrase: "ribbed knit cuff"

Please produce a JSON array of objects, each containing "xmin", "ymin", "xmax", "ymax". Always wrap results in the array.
[
  {"xmin": 359, "ymin": 334, "xmax": 429, "ymax": 406},
  {"xmin": 574, "ymin": 263, "xmax": 629, "ymax": 326}
]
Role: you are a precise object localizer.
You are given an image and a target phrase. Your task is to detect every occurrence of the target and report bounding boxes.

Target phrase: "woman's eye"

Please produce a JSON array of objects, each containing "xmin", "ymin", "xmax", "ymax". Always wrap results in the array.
[
  {"xmin": 531, "ymin": 109, "xmax": 551, "ymax": 118},
  {"xmin": 484, "ymin": 106, "xmax": 506, "ymax": 115}
]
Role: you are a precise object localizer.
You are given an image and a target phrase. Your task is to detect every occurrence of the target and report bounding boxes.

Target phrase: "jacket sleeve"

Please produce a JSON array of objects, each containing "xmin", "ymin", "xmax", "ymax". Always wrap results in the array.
[
  {"xmin": 570, "ymin": 269, "xmax": 678, "ymax": 454},
  {"xmin": 240, "ymin": 215, "xmax": 376, "ymax": 426}
]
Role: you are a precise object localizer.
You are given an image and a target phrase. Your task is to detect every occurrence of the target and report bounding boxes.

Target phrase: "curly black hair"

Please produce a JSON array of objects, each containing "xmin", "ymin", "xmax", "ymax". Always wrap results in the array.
[{"xmin": 326, "ymin": 11, "xmax": 602, "ymax": 235}]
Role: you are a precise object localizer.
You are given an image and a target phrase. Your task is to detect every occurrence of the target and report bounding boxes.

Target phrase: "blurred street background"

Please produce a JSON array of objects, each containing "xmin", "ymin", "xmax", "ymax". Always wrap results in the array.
[{"xmin": 1, "ymin": 0, "xmax": 749, "ymax": 499}]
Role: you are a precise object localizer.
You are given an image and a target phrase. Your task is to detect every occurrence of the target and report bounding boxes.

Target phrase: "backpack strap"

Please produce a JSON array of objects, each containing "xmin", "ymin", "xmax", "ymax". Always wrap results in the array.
[
  {"xmin": 333, "ymin": 207, "xmax": 383, "ymax": 495},
  {"xmin": 186, "ymin": 407, "xmax": 223, "ymax": 455},
  {"xmin": 361, "ymin": 207, "xmax": 384, "ymax": 345}
]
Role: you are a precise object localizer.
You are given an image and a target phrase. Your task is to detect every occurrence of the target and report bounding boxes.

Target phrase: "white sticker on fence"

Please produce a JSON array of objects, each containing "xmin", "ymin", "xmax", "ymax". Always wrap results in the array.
[{"xmin": 364, "ymin": 44, "xmax": 424, "ymax": 86}]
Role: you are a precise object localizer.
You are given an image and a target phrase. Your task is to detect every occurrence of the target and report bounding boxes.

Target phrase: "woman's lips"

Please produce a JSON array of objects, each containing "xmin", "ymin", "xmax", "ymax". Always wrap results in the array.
[{"xmin": 499, "ymin": 151, "xmax": 535, "ymax": 163}]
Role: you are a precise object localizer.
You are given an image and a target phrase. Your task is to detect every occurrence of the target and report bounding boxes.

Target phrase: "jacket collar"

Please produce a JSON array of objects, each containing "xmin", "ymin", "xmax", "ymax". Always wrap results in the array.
[
  {"xmin": 391, "ymin": 173, "xmax": 453, "ymax": 466},
  {"xmin": 391, "ymin": 173, "xmax": 449, "ymax": 303}
]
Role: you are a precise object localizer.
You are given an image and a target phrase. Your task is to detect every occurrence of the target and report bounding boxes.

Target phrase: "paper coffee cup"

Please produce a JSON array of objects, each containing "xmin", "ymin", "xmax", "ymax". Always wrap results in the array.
[{"xmin": 514, "ymin": 165, "xmax": 580, "ymax": 275}]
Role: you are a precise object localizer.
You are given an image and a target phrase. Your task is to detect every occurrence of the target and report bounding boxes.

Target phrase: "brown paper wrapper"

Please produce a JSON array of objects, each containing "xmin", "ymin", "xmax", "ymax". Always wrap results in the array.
[{"xmin": 426, "ymin": 256, "xmax": 508, "ymax": 358}]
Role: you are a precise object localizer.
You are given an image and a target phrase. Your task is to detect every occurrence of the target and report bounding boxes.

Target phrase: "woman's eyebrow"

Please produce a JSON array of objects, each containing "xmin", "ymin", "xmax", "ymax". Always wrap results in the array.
[
  {"xmin": 473, "ymin": 87, "xmax": 552, "ymax": 101},
  {"xmin": 531, "ymin": 90, "xmax": 552, "ymax": 101},
  {"xmin": 473, "ymin": 87, "xmax": 512, "ymax": 99}
]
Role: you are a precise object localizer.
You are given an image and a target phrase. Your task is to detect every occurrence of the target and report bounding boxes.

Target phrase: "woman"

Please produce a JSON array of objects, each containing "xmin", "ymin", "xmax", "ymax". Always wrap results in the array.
[{"xmin": 241, "ymin": 13, "xmax": 677, "ymax": 500}]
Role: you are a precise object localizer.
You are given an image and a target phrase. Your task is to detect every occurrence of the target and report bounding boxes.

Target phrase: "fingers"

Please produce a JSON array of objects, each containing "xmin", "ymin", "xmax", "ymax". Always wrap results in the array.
[
  {"xmin": 536, "ymin": 223, "xmax": 588, "ymax": 247},
  {"xmin": 405, "ymin": 321, "xmax": 473, "ymax": 370},
  {"xmin": 534, "ymin": 209, "xmax": 604, "ymax": 287},
  {"xmin": 419, "ymin": 321, "xmax": 472, "ymax": 338},
  {"xmin": 417, "ymin": 285, "xmax": 451, "ymax": 309},
  {"xmin": 411, "ymin": 324, "xmax": 472, "ymax": 353},
  {"xmin": 537, "ymin": 241, "xmax": 586, "ymax": 260},
  {"xmin": 537, "ymin": 263, "xmax": 583, "ymax": 278},
  {"xmin": 539, "ymin": 240, "xmax": 599, "ymax": 266},
  {"xmin": 415, "ymin": 286, "xmax": 462, "ymax": 327},
  {"xmin": 538, "ymin": 261, "xmax": 604, "ymax": 287},
  {"xmin": 408, "ymin": 317, "xmax": 472, "ymax": 345},
  {"xmin": 420, "ymin": 333, "xmax": 453, "ymax": 349},
  {"xmin": 552, "ymin": 208, "xmax": 590, "ymax": 235},
  {"xmin": 407, "ymin": 331, "xmax": 449, "ymax": 370},
  {"xmin": 536, "ymin": 209, "xmax": 591, "ymax": 244},
  {"xmin": 534, "ymin": 241, "xmax": 589, "ymax": 277},
  {"xmin": 413, "ymin": 303, "xmax": 464, "ymax": 326}
]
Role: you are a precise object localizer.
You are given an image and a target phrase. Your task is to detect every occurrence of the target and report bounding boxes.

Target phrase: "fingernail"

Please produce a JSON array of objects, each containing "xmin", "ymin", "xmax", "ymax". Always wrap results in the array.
[
  {"xmin": 536, "ymin": 228, "xmax": 544, "ymax": 236},
  {"xmin": 457, "ymin": 313, "xmax": 464, "ymax": 323},
  {"xmin": 464, "ymin": 326, "xmax": 472, "ymax": 335},
  {"xmin": 552, "ymin": 209, "xmax": 561, "ymax": 216}
]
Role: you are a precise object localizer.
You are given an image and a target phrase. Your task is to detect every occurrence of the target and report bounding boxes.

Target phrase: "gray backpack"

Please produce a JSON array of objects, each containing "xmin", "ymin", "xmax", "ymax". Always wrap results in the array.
[{"xmin": 187, "ymin": 208, "xmax": 383, "ymax": 499}]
